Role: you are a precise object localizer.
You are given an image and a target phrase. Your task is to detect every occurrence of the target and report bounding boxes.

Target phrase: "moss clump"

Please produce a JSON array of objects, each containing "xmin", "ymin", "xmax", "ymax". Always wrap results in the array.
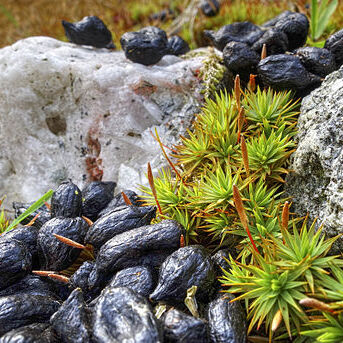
[{"xmin": 140, "ymin": 80, "xmax": 299, "ymax": 247}]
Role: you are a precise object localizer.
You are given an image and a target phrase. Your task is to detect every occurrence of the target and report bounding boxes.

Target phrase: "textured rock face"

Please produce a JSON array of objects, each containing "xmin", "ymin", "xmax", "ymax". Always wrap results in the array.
[
  {"xmin": 285, "ymin": 66, "xmax": 343, "ymax": 253},
  {"xmin": 0, "ymin": 37, "xmax": 204, "ymax": 206}
]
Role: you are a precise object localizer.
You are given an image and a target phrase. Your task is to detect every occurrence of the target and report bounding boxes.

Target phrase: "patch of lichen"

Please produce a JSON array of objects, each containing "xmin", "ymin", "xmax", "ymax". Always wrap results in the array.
[{"xmin": 183, "ymin": 47, "xmax": 228, "ymax": 98}]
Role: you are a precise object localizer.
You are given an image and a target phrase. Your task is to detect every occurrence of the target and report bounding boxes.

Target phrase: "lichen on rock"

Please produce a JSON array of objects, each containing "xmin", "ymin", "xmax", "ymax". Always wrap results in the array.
[{"xmin": 285, "ymin": 66, "xmax": 343, "ymax": 253}]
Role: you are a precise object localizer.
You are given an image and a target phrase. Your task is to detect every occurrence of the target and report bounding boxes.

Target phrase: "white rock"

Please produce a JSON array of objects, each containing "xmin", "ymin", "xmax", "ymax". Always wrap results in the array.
[{"xmin": 0, "ymin": 36, "xmax": 205, "ymax": 207}]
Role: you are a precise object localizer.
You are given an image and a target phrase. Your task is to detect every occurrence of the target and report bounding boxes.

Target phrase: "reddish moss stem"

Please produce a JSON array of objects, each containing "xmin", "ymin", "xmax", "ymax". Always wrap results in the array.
[
  {"xmin": 121, "ymin": 191, "xmax": 133, "ymax": 206},
  {"xmin": 233, "ymin": 185, "xmax": 259, "ymax": 254},
  {"xmin": 147, "ymin": 162, "xmax": 163, "ymax": 215}
]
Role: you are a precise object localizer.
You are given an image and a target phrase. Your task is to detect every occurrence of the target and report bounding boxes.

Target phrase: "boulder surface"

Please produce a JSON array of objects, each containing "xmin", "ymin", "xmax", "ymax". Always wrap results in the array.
[
  {"xmin": 0, "ymin": 36, "xmax": 204, "ymax": 206},
  {"xmin": 286, "ymin": 66, "xmax": 343, "ymax": 253}
]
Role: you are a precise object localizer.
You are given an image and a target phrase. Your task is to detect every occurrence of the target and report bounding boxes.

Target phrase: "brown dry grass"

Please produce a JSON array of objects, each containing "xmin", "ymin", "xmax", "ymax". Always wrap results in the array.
[{"xmin": 0, "ymin": 0, "xmax": 342, "ymax": 49}]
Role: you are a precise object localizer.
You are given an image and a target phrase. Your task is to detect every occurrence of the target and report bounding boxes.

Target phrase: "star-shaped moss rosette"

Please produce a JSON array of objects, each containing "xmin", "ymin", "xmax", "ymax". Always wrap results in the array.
[{"xmin": 140, "ymin": 78, "xmax": 301, "ymax": 248}]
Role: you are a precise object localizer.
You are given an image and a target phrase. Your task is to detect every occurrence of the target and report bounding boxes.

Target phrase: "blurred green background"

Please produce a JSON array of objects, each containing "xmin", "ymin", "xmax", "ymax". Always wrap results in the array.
[{"xmin": 1, "ymin": 0, "xmax": 342, "ymax": 49}]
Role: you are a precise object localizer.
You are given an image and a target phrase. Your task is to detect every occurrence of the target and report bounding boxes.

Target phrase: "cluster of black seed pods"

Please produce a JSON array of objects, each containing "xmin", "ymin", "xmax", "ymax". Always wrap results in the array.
[
  {"xmin": 205, "ymin": 10, "xmax": 342, "ymax": 96},
  {"xmin": 0, "ymin": 180, "xmax": 246, "ymax": 342}
]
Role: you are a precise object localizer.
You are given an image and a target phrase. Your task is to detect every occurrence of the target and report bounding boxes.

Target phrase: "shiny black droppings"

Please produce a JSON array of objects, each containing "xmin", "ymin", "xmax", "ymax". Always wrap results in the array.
[
  {"xmin": 257, "ymin": 54, "xmax": 322, "ymax": 94},
  {"xmin": 167, "ymin": 36, "xmax": 190, "ymax": 56},
  {"xmin": 0, "ymin": 225, "xmax": 39, "ymax": 267},
  {"xmin": 295, "ymin": 47, "xmax": 336, "ymax": 78},
  {"xmin": 81, "ymin": 181, "xmax": 116, "ymax": 221},
  {"xmin": 207, "ymin": 293, "xmax": 247, "ymax": 343},
  {"xmin": 12, "ymin": 201, "xmax": 51, "ymax": 229},
  {"xmin": 92, "ymin": 286, "xmax": 162, "ymax": 343},
  {"xmin": 0, "ymin": 274, "xmax": 58, "ymax": 299},
  {"xmin": 98, "ymin": 190, "xmax": 140, "ymax": 217},
  {"xmin": 50, "ymin": 288, "xmax": 91, "ymax": 343},
  {"xmin": 204, "ymin": 22, "xmax": 264, "ymax": 51},
  {"xmin": 200, "ymin": 0, "xmax": 220, "ymax": 17},
  {"xmin": 62, "ymin": 16, "xmax": 115, "ymax": 49},
  {"xmin": 223, "ymin": 41, "xmax": 259, "ymax": 80},
  {"xmin": 162, "ymin": 308, "xmax": 209, "ymax": 343},
  {"xmin": 88, "ymin": 220, "xmax": 184, "ymax": 289},
  {"xmin": 273, "ymin": 12, "xmax": 309, "ymax": 50},
  {"xmin": 0, "ymin": 323, "xmax": 58, "ymax": 343},
  {"xmin": 150, "ymin": 245, "xmax": 215, "ymax": 303},
  {"xmin": 109, "ymin": 266, "xmax": 155, "ymax": 298},
  {"xmin": 37, "ymin": 217, "xmax": 88, "ymax": 271},
  {"xmin": 120, "ymin": 26, "xmax": 169, "ymax": 65},
  {"xmin": 51, "ymin": 180, "xmax": 82, "ymax": 218},
  {"xmin": 85, "ymin": 205, "xmax": 156, "ymax": 249},
  {"xmin": 0, "ymin": 294, "xmax": 60, "ymax": 336},
  {"xmin": 0, "ymin": 240, "xmax": 32, "ymax": 291},
  {"xmin": 325, "ymin": 28, "xmax": 343, "ymax": 68},
  {"xmin": 252, "ymin": 28, "xmax": 289, "ymax": 55}
]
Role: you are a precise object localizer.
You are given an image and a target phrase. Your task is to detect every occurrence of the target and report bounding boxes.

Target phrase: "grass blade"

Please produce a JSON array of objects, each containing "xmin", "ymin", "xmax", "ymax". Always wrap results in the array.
[{"xmin": 4, "ymin": 189, "xmax": 53, "ymax": 233}]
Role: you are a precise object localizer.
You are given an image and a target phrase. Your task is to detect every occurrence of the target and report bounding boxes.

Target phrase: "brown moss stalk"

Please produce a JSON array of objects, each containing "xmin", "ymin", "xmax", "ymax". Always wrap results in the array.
[
  {"xmin": 180, "ymin": 234, "xmax": 185, "ymax": 247},
  {"xmin": 82, "ymin": 216, "xmax": 93, "ymax": 226},
  {"xmin": 299, "ymin": 298, "xmax": 335, "ymax": 313},
  {"xmin": 271, "ymin": 309, "xmax": 283, "ymax": 332},
  {"xmin": 233, "ymin": 185, "xmax": 259, "ymax": 254},
  {"xmin": 32, "ymin": 270, "xmax": 56, "ymax": 276},
  {"xmin": 261, "ymin": 44, "xmax": 267, "ymax": 60},
  {"xmin": 53, "ymin": 233, "xmax": 87, "ymax": 249},
  {"xmin": 25, "ymin": 212, "xmax": 41, "ymax": 227},
  {"xmin": 147, "ymin": 162, "xmax": 163, "ymax": 215},
  {"xmin": 248, "ymin": 74, "xmax": 257, "ymax": 92},
  {"xmin": 281, "ymin": 201, "xmax": 289, "ymax": 231},
  {"xmin": 237, "ymin": 107, "xmax": 245, "ymax": 143},
  {"xmin": 241, "ymin": 136, "xmax": 249, "ymax": 176},
  {"xmin": 153, "ymin": 129, "xmax": 185, "ymax": 185},
  {"xmin": 47, "ymin": 273, "xmax": 70, "ymax": 283},
  {"xmin": 121, "ymin": 191, "xmax": 133, "ymax": 206},
  {"xmin": 234, "ymin": 74, "xmax": 241, "ymax": 110}
]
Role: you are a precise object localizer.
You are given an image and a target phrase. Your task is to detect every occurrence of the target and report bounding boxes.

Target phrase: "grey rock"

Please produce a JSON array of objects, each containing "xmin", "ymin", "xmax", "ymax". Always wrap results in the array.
[
  {"xmin": 285, "ymin": 66, "xmax": 343, "ymax": 253},
  {"xmin": 0, "ymin": 37, "xmax": 205, "ymax": 208}
]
